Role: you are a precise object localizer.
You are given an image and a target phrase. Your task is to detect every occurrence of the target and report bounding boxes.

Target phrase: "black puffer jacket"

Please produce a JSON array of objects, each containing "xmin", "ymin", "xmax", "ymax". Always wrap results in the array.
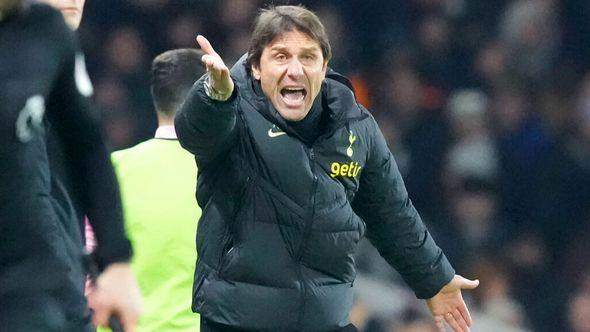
[{"xmin": 175, "ymin": 57, "xmax": 454, "ymax": 332}]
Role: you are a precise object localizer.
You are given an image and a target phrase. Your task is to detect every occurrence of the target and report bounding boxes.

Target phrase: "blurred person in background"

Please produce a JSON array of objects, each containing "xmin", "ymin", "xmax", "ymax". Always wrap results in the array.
[
  {"xmin": 434, "ymin": 177, "xmax": 502, "ymax": 274},
  {"xmin": 473, "ymin": 40, "xmax": 509, "ymax": 92},
  {"xmin": 498, "ymin": 0, "xmax": 560, "ymax": 86},
  {"xmin": 395, "ymin": 320, "xmax": 438, "ymax": 332},
  {"xmin": 34, "ymin": 0, "xmax": 143, "ymax": 329},
  {"xmin": 38, "ymin": 0, "xmax": 94, "ymax": 257},
  {"xmin": 165, "ymin": 13, "xmax": 202, "ymax": 50},
  {"xmin": 373, "ymin": 53, "xmax": 451, "ymax": 222},
  {"xmin": 98, "ymin": 48, "xmax": 204, "ymax": 332},
  {"xmin": 489, "ymin": 81, "xmax": 573, "ymax": 332},
  {"xmin": 356, "ymin": 306, "xmax": 440, "ymax": 332},
  {"xmin": 566, "ymin": 270, "xmax": 590, "ymax": 332},
  {"xmin": 414, "ymin": 14, "xmax": 474, "ymax": 91},
  {"xmin": 0, "ymin": 1, "xmax": 140, "ymax": 331},
  {"xmin": 217, "ymin": 0, "xmax": 260, "ymax": 64},
  {"xmin": 491, "ymin": 84, "xmax": 554, "ymax": 236},
  {"xmin": 97, "ymin": 26, "xmax": 152, "ymax": 148},
  {"xmin": 433, "ymin": 89, "xmax": 502, "ymax": 272},
  {"xmin": 176, "ymin": 5, "xmax": 478, "ymax": 332},
  {"xmin": 558, "ymin": 75, "xmax": 590, "ymax": 328},
  {"xmin": 469, "ymin": 257, "xmax": 528, "ymax": 330},
  {"xmin": 566, "ymin": 72, "xmax": 590, "ymax": 207},
  {"xmin": 391, "ymin": 308, "xmax": 439, "ymax": 332},
  {"xmin": 567, "ymin": 292, "xmax": 590, "ymax": 332},
  {"xmin": 444, "ymin": 89, "xmax": 497, "ymax": 186}
]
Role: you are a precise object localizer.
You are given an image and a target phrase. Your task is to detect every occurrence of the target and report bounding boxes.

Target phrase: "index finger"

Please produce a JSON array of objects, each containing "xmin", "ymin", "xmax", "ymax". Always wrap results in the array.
[{"xmin": 196, "ymin": 35, "xmax": 219, "ymax": 57}]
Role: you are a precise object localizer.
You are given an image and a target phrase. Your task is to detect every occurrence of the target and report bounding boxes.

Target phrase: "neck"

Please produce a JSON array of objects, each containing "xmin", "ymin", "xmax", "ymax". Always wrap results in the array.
[
  {"xmin": 157, "ymin": 114, "xmax": 174, "ymax": 127},
  {"xmin": 155, "ymin": 114, "xmax": 176, "ymax": 139},
  {"xmin": 285, "ymin": 93, "xmax": 325, "ymax": 145},
  {"xmin": 154, "ymin": 124, "xmax": 176, "ymax": 139}
]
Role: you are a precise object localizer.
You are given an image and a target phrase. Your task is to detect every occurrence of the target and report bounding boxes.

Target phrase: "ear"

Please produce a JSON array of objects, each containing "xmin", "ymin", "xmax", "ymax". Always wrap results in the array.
[{"xmin": 251, "ymin": 64, "xmax": 261, "ymax": 80}]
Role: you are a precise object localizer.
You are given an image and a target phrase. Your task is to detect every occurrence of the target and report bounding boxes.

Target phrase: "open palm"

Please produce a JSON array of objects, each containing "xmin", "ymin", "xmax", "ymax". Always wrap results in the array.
[{"xmin": 426, "ymin": 274, "xmax": 479, "ymax": 332}]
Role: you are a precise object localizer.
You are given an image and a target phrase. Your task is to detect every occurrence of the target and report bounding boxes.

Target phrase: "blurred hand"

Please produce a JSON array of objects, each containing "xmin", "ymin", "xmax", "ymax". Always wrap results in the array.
[
  {"xmin": 196, "ymin": 35, "xmax": 234, "ymax": 100},
  {"xmin": 426, "ymin": 274, "xmax": 479, "ymax": 332},
  {"xmin": 88, "ymin": 263, "xmax": 142, "ymax": 332}
]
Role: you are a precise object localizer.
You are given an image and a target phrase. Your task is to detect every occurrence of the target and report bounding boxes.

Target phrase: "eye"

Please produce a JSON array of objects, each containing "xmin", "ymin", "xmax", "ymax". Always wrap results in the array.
[
  {"xmin": 275, "ymin": 53, "xmax": 287, "ymax": 62},
  {"xmin": 300, "ymin": 53, "xmax": 318, "ymax": 64}
]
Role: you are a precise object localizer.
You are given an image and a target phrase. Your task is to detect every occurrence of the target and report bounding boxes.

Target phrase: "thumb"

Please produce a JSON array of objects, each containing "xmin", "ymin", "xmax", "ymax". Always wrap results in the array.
[{"xmin": 457, "ymin": 275, "xmax": 480, "ymax": 289}]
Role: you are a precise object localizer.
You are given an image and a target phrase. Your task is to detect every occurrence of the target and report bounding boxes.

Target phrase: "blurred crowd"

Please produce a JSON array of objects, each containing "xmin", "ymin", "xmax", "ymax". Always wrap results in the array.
[{"xmin": 79, "ymin": 0, "xmax": 590, "ymax": 331}]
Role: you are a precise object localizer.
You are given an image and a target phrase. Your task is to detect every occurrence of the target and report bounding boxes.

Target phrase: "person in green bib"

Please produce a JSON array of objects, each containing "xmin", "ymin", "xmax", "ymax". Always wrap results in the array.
[{"xmin": 103, "ymin": 48, "xmax": 205, "ymax": 332}]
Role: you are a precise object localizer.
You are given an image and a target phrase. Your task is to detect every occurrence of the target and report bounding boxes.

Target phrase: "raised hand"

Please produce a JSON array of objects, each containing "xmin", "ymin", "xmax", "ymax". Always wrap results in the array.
[
  {"xmin": 196, "ymin": 35, "xmax": 234, "ymax": 100},
  {"xmin": 426, "ymin": 275, "xmax": 479, "ymax": 332}
]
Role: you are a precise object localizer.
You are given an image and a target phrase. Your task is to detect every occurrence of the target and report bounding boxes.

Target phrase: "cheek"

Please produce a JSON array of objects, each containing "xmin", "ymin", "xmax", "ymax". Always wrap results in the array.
[
  {"xmin": 262, "ymin": 70, "xmax": 282, "ymax": 89},
  {"xmin": 308, "ymin": 71, "xmax": 325, "ymax": 95},
  {"xmin": 259, "ymin": 72, "xmax": 281, "ymax": 99},
  {"xmin": 309, "ymin": 68, "xmax": 325, "ymax": 85},
  {"xmin": 260, "ymin": 80, "xmax": 273, "ymax": 98}
]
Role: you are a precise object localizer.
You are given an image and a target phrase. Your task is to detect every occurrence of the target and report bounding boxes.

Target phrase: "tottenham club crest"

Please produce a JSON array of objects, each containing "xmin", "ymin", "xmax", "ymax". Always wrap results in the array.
[{"xmin": 346, "ymin": 130, "xmax": 357, "ymax": 157}]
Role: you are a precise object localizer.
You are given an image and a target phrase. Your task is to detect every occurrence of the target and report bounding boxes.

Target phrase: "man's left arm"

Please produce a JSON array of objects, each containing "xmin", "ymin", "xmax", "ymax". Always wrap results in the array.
[
  {"xmin": 351, "ymin": 116, "xmax": 478, "ymax": 332},
  {"xmin": 45, "ymin": 34, "xmax": 131, "ymax": 270},
  {"xmin": 44, "ymin": 22, "xmax": 141, "ymax": 330}
]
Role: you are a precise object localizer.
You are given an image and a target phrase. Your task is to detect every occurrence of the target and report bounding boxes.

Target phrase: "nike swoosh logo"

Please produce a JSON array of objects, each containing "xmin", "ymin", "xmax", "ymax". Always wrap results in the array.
[{"xmin": 268, "ymin": 127, "xmax": 287, "ymax": 138}]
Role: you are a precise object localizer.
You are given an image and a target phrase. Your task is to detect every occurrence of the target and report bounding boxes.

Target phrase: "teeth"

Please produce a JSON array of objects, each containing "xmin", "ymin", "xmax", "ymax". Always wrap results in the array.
[
  {"xmin": 282, "ymin": 88, "xmax": 305, "ymax": 93},
  {"xmin": 281, "ymin": 88, "xmax": 305, "ymax": 102}
]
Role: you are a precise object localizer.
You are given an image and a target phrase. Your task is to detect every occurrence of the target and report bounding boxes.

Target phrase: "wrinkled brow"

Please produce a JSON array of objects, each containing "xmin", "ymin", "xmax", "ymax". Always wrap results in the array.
[{"xmin": 269, "ymin": 44, "xmax": 321, "ymax": 54}]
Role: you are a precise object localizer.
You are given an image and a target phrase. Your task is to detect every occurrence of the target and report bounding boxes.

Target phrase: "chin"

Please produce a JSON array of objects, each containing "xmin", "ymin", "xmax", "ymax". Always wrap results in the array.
[
  {"xmin": 279, "ymin": 109, "xmax": 307, "ymax": 121},
  {"xmin": 64, "ymin": 16, "xmax": 82, "ymax": 30}
]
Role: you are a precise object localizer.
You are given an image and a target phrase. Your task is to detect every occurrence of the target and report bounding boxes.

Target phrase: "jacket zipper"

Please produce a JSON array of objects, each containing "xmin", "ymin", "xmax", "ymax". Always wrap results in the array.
[{"xmin": 296, "ymin": 148, "xmax": 318, "ymax": 330}]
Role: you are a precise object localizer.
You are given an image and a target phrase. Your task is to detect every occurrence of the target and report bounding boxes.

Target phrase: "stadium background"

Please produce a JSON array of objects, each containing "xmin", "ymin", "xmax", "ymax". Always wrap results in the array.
[{"xmin": 78, "ymin": 0, "xmax": 590, "ymax": 331}]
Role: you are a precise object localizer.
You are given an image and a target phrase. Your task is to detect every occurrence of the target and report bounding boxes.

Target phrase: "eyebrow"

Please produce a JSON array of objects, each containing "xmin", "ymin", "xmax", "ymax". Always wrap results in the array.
[{"xmin": 269, "ymin": 45, "xmax": 321, "ymax": 53}]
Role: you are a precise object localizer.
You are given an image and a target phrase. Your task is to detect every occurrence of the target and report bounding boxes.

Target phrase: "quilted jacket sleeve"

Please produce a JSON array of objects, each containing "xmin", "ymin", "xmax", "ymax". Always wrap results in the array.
[
  {"xmin": 175, "ymin": 74, "xmax": 239, "ymax": 165},
  {"xmin": 351, "ymin": 116, "xmax": 455, "ymax": 299}
]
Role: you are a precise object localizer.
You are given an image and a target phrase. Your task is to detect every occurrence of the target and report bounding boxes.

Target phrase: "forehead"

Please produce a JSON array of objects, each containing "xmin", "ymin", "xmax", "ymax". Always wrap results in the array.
[{"xmin": 266, "ymin": 30, "xmax": 321, "ymax": 52}]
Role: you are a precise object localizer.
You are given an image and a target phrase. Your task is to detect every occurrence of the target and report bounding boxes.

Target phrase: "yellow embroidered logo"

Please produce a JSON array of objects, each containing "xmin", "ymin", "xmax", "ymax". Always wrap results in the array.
[
  {"xmin": 330, "ymin": 130, "xmax": 361, "ymax": 178},
  {"xmin": 330, "ymin": 161, "xmax": 361, "ymax": 178},
  {"xmin": 346, "ymin": 131, "xmax": 357, "ymax": 157}
]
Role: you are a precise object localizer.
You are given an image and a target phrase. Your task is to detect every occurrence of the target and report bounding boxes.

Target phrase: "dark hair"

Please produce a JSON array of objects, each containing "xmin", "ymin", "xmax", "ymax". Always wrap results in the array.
[
  {"xmin": 150, "ymin": 48, "xmax": 205, "ymax": 116},
  {"xmin": 0, "ymin": 0, "xmax": 23, "ymax": 19},
  {"xmin": 246, "ymin": 5, "xmax": 331, "ymax": 70}
]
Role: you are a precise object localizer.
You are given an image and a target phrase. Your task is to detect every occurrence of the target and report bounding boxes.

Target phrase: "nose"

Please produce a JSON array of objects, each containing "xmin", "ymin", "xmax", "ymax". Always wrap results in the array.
[{"xmin": 286, "ymin": 59, "xmax": 304, "ymax": 78}]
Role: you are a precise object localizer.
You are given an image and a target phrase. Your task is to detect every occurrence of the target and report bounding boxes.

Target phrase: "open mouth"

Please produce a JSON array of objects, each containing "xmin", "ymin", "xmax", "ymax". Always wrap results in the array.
[{"xmin": 280, "ymin": 87, "xmax": 307, "ymax": 106}]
